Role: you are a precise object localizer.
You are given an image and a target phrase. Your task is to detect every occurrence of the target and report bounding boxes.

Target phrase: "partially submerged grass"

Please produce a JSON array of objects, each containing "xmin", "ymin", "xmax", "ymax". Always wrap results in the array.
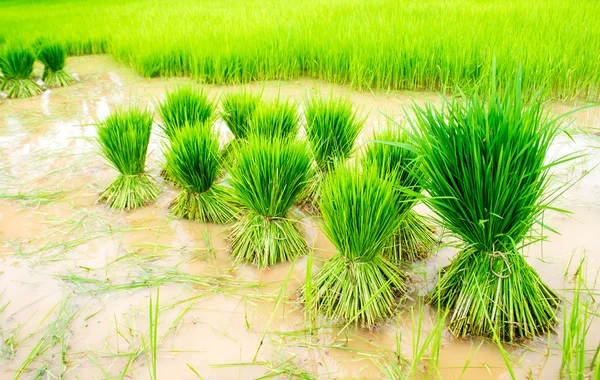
[
  {"xmin": 164, "ymin": 124, "xmax": 237, "ymax": 223},
  {"xmin": 156, "ymin": 86, "xmax": 215, "ymax": 140},
  {"xmin": 301, "ymin": 166, "xmax": 408, "ymax": 326},
  {"xmin": 38, "ymin": 43, "xmax": 74, "ymax": 87},
  {"xmin": 411, "ymin": 71, "xmax": 570, "ymax": 341},
  {"xmin": 0, "ymin": 46, "xmax": 43, "ymax": 98},
  {"xmin": 228, "ymin": 137, "xmax": 312, "ymax": 268},
  {"xmin": 362, "ymin": 125, "xmax": 437, "ymax": 262},
  {"xmin": 301, "ymin": 94, "xmax": 364, "ymax": 212},
  {"xmin": 97, "ymin": 107, "xmax": 159, "ymax": 210}
]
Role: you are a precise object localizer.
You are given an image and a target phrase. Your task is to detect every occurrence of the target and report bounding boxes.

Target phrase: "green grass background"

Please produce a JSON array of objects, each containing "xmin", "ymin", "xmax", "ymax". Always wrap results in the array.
[{"xmin": 1, "ymin": 0, "xmax": 599, "ymax": 100}]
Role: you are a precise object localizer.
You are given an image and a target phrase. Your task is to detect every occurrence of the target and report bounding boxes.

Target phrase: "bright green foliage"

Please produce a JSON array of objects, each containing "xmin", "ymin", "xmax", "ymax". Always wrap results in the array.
[
  {"xmin": 411, "ymin": 73, "xmax": 565, "ymax": 341},
  {"xmin": 303, "ymin": 166, "xmax": 407, "ymax": 326},
  {"xmin": 228, "ymin": 137, "xmax": 312, "ymax": 268},
  {"xmin": 38, "ymin": 43, "xmax": 74, "ymax": 87},
  {"xmin": 304, "ymin": 95, "xmax": 364, "ymax": 172},
  {"xmin": 0, "ymin": 46, "xmax": 43, "ymax": 98},
  {"xmin": 362, "ymin": 126, "xmax": 436, "ymax": 262},
  {"xmin": 222, "ymin": 91, "xmax": 262, "ymax": 139},
  {"xmin": 247, "ymin": 99, "xmax": 299, "ymax": 140},
  {"xmin": 157, "ymin": 86, "xmax": 215, "ymax": 140},
  {"xmin": 164, "ymin": 124, "xmax": 237, "ymax": 223},
  {"xmin": 97, "ymin": 108, "xmax": 159, "ymax": 210}
]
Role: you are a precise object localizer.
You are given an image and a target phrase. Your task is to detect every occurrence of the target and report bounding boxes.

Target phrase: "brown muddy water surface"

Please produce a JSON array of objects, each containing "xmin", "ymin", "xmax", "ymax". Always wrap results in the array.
[{"xmin": 0, "ymin": 55, "xmax": 599, "ymax": 379}]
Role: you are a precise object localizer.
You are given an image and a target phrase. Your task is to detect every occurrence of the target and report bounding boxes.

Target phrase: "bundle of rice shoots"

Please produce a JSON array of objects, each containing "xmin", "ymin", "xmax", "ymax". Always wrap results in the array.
[
  {"xmin": 411, "ymin": 74, "xmax": 564, "ymax": 341},
  {"xmin": 0, "ymin": 47, "xmax": 43, "ymax": 98},
  {"xmin": 301, "ymin": 95, "xmax": 364, "ymax": 213},
  {"xmin": 302, "ymin": 166, "xmax": 410, "ymax": 326},
  {"xmin": 220, "ymin": 91, "xmax": 263, "ymax": 166},
  {"xmin": 157, "ymin": 86, "xmax": 215, "ymax": 140},
  {"xmin": 38, "ymin": 43, "xmax": 74, "ymax": 87},
  {"xmin": 228, "ymin": 137, "xmax": 312, "ymax": 268},
  {"xmin": 164, "ymin": 124, "xmax": 237, "ymax": 223},
  {"xmin": 97, "ymin": 108, "xmax": 159, "ymax": 210},
  {"xmin": 246, "ymin": 98, "xmax": 300, "ymax": 140},
  {"xmin": 362, "ymin": 126, "xmax": 437, "ymax": 262}
]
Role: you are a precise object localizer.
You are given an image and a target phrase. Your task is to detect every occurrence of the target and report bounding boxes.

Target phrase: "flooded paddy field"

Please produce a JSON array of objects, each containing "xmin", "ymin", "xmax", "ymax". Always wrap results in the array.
[{"xmin": 0, "ymin": 55, "xmax": 599, "ymax": 379}]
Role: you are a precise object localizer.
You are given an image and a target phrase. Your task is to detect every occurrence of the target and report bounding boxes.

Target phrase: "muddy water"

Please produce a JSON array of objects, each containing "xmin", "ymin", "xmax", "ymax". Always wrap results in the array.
[{"xmin": 0, "ymin": 55, "xmax": 599, "ymax": 379}]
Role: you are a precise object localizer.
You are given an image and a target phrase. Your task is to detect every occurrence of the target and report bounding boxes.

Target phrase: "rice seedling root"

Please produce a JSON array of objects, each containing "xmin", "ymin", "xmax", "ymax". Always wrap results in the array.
[
  {"xmin": 303, "ymin": 254, "xmax": 407, "ymax": 327},
  {"xmin": 170, "ymin": 184, "xmax": 238, "ymax": 223},
  {"xmin": 384, "ymin": 210, "xmax": 438, "ymax": 262},
  {"xmin": 0, "ymin": 78, "xmax": 43, "ymax": 98},
  {"xmin": 42, "ymin": 68, "xmax": 74, "ymax": 87},
  {"xmin": 426, "ymin": 249, "xmax": 559, "ymax": 342},
  {"xmin": 99, "ymin": 173, "xmax": 159, "ymax": 211},
  {"xmin": 229, "ymin": 211, "xmax": 306, "ymax": 268}
]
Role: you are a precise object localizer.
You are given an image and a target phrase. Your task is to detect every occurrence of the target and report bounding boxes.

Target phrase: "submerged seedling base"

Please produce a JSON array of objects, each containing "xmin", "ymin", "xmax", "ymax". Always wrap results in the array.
[
  {"xmin": 99, "ymin": 173, "xmax": 159, "ymax": 211},
  {"xmin": 427, "ymin": 248, "xmax": 559, "ymax": 342},
  {"xmin": 43, "ymin": 69, "xmax": 74, "ymax": 87},
  {"xmin": 304, "ymin": 254, "xmax": 407, "ymax": 327},
  {"xmin": 384, "ymin": 210, "xmax": 438, "ymax": 262},
  {"xmin": 0, "ymin": 78, "xmax": 44, "ymax": 98},
  {"xmin": 229, "ymin": 211, "xmax": 306, "ymax": 268},
  {"xmin": 170, "ymin": 185, "xmax": 237, "ymax": 223}
]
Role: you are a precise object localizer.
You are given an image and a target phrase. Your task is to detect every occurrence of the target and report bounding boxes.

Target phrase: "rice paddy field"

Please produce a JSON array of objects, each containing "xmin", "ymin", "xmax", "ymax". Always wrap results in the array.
[{"xmin": 0, "ymin": 1, "xmax": 600, "ymax": 380}]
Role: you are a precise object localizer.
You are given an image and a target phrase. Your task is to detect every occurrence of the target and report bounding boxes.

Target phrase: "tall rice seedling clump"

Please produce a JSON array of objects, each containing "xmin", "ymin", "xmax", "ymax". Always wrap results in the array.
[
  {"xmin": 228, "ymin": 137, "xmax": 312, "ymax": 268},
  {"xmin": 246, "ymin": 98, "xmax": 300, "ymax": 140},
  {"xmin": 302, "ymin": 166, "xmax": 409, "ymax": 326},
  {"xmin": 157, "ymin": 86, "xmax": 215, "ymax": 140},
  {"xmin": 97, "ymin": 108, "xmax": 159, "ymax": 210},
  {"xmin": 301, "ymin": 95, "xmax": 364, "ymax": 212},
  {"xmin": 38, "ymin": 43, "xmax": 74, "ymax": 87},
  {"xmin": 411, "ymin": 74, "xmax": 566, "ymax": 341},
  {"xmin": 164, "ymin": 124, "xmax": 237, "ymax": 223},
  {"xmin": 362, "ymin": 125, "xmax": 437, "ymax": 262},
  {"xmin": 0, "ymin": 47, "xmax": 43, "ymax": 98},
  {"xmin": 220, "ymin": 91, "xmax": 262, "ymax": 164},
  {"xmin": 156, "ymin": 86, "xmax": 215, "ymax": 179}
]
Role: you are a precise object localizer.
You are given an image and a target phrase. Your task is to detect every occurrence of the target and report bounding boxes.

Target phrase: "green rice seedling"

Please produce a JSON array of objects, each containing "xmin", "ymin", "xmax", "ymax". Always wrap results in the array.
[
  {"xmin": 0, "ymin": 46, "xmax": 43, "ymax": 98},
  {"xmin": 362, "ymin": 126, "xmax": 437, "ymax": 262},
  {"xmin": 156, "ymin": 86, "xmax": 215, "ymax": 140},
  {"xmin": 410, "ymin": 72, "xmax": 568, "ymax": 341},
  {"xmin": 164, "ymin": 123, "xmax": 237, "ymax": 223},
  {"xmin": 228, "ymin": 136, "xmax": 312, "ymax": 268},
  {"xmin": 300, "ymin": 94, "xmax": 364, "ymax": 213},
  {"xmin": 97, "ymin": 108, "xmax": 159, "ymax": 210},
  {"xmin": 37, "ymin": 43, "xmax": 74, "ymax": 87},
  {"xmin": 301, "ymin": 166, "xmax": 410, "ymax": 326},
  {"xmin": 220, "ymin": 90, "xmax": 263, "ymax": 166},
  {"xmin": 246, "ymin": 98, "xmax": 300, "ymax": 140}
]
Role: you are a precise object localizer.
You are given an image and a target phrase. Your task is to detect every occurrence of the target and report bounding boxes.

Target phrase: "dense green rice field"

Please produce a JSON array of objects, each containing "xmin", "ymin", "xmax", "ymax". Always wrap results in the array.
[{"xmin": 1, "ymin": 0, "xmax": 600, "ymax": 100}]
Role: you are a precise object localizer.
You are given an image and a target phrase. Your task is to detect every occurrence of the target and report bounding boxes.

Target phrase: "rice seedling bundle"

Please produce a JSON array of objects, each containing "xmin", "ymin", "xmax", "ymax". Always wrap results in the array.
[
  {"xmin": 301, "ymin": 94, "xmax": 364, "ymax": 213},
  {"xmin": 97, "ymin": 108, "xmax": 159, "ymax": 210},
  {"xmin": 37, "ymin": 43, "xmax": 74, "ymax": 87},
  {"xmin": 164, "ymin": 123, "xmax": 237, "ymax": 223},
  {"xmin": 246, "ymin": 98, "xmax": 300, "ymax": 140},
  {"xmin": 157, "ymin": 86, "xmax": 215, "ymax": 140},
  {"xmin": 220, "ymin": 91, "xmax": 262, "ymax": 165},
  {"xmin": 362, "ymin": 126, "xmax": 437, "ymax": 262},
  {"xmin": 0, "ymin": 46, "xmax": 43, "ymax": 98},
  {"xmin": 302, "ymin": 166, "xmax": 409, "ymax": 326},
  {"xmin": 411, "ymin": 74, "xmax": 565, "ymax": 341},
  {"xmin": 228, "ymin": 137, "xmax": 312, "ymax": 268}
]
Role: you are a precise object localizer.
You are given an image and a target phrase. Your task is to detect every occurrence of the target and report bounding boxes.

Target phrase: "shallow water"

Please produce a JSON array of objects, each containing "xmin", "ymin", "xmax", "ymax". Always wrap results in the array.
[{"xmin": 0, "ymin": 55, "xmax": 599, "ymax": 379}]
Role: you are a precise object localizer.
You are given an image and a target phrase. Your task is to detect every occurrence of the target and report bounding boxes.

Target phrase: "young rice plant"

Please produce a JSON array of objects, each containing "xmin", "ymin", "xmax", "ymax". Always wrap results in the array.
[
  {"xmin": 164, "ymin": 123, "xmax": 237, "ymax": 223},
  {"xmin": 38, "ymin": 43, "xmax": 74, "ymax": 87},
  {"xmin": 220, "ymin": 90, "xmax": 263, "ymax": 166},
  {"xmin": 302, "ymin": 166, "xmax": 410, "ymax": 326},
  {"xmin": 411, "ymin": 73, "xmax": 568, "ymax": 341},
  {"xmin": 97, "ymin": 108, "xmax": 159, "ymax": 210},
  {"xmin": 246, "ymin": 98, "xmax": 300, "ymax": 140},
  {"xmin": 0, "ymin": 46, "xmax": 43, "ymax": 98},
  {"xmin": 362, "ymin": 125, "xmax": 437, "ymax": 262},
  {"xmin": 228, "ymin": 137, "xmax": 312, "ymax": 268},
  {"xmin": 156, "ymin": 86, "xmax": 215, "ymax": 140}
]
